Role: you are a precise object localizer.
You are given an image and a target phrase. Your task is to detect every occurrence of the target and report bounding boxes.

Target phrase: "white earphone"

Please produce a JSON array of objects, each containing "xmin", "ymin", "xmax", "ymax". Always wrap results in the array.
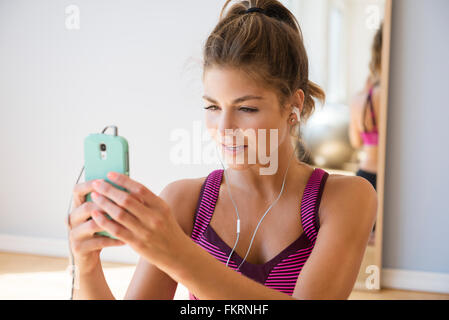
[{"xmin": 291, "ymin": 106, "xmax": 300, "ymax": 123}]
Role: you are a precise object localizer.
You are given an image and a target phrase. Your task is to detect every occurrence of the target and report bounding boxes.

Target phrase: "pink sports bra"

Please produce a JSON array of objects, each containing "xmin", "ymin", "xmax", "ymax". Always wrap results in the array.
[
  {"xmin": 360, "ymin": 86, "xmax": 379, "ymax": 146},
  {"xmin": 188, "ymin": 167, "xmax": 329, "ymax": 300}
]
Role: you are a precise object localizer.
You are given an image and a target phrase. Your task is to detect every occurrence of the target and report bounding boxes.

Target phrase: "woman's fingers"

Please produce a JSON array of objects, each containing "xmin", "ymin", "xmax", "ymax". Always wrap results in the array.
[
  {"xmin": 73, "ymin": 235, "xmax": 126, "ymax": 255},
  {"xmin": 106, "ymin": 172, "xmax": 159, "ymax": 206},
  {"xmin": 69, "ymin": 201, "xmax": 99, "ymax": 229},
  {"xmin": 69, "ymin": 219, "xmax": 126, "ymax": 257},
  {"xmin": 91, "ymin": 192, "xmax": 145, "ymax": 235},
  {"xmin": 72, "ymin": 180, "xmax": 98, "ymax": 208},
  {"xmin": 91, "ymin": 210, "xmax": 135, "ymax": 243},
  {"xmin": 70, "ymin": 218, "xmax": 104, "ymax": 241},
  {"xmin": 91, "ymin": 179, "xmax": 149, "ymax": 223}
]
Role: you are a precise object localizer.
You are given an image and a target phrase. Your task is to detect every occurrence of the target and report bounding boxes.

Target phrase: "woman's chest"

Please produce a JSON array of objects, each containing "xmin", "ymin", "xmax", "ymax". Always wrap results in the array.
[{"xmin": 208, "ymin": 195, "xmax": 307, "ymax": 265}]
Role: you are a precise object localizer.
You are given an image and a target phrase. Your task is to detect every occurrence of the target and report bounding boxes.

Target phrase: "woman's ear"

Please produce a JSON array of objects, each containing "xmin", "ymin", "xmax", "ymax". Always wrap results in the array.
[
  {"xmin": 289, "ymin": 89, "xmax": 305, "ymax": 115},
  {"xmin": 296, "ymin": 89, "xmax": 305, "ymax": 114}
]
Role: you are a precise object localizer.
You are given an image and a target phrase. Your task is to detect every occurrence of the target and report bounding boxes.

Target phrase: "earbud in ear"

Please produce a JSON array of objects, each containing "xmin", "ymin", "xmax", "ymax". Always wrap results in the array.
[
  {"xmin": 293, "ymin": 106, "xmax": 300, "ymax": 119},
  {"xmin": 290, "ymin": 106, "xmax": 300, "ymax": 123}
]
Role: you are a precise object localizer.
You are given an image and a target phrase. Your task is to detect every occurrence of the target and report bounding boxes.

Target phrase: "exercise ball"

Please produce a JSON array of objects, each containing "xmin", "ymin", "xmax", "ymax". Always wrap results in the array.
[{"xmin": 300, "ymin": 103, "xmax": 353, "ymax": 169}]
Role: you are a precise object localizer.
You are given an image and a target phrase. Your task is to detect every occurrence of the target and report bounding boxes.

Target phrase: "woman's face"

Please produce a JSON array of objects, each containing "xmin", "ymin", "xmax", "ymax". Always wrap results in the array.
[{"xmin": 202, "ymin": 66, "xmax": 291, "ymax": 171}]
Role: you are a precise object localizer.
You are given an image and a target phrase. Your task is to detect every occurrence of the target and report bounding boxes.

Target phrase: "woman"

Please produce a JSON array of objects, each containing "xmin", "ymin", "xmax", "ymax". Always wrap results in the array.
[
  {"xmin": 349, "ymin": 25, "xmax": 382, "ymax": 245},
  {"xmin": 349, "ymin": 25, "xmax": 383, "ymax": 191},
  {"xmin": 68, "ymin": 0, "xmax": 377, "ymax": 300}
]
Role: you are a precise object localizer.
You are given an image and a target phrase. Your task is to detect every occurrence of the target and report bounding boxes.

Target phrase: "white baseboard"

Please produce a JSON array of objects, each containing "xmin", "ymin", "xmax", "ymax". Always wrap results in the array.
[
  {"xmin": 1, "ymin": 233, "xmax": 448, "ymax": 295},
  {"xmin": 381, "ymin": 268, "xmax": 449, "ymax": 295},
  {"xmin": 0, "ymin": 233, "xmax": 139, "ymax": 265}
]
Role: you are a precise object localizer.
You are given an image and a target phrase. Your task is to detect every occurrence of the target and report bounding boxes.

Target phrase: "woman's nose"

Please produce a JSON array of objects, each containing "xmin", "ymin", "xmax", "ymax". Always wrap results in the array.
[{"xmin": 217, "ymin": 111, "xmax": 237, "ymax": 138}]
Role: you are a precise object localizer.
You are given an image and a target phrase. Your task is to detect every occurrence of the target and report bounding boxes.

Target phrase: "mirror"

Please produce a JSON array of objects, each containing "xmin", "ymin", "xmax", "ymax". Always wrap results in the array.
[{"xmin": 284, "ymin": 0, "xmax": 392, "ymax": 291}]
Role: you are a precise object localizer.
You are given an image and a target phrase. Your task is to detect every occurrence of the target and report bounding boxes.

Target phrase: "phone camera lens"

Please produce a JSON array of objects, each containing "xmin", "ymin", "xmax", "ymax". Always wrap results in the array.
[{"xmin": 100, "ymin": 144, "xmax": 106, "ymax": 151}]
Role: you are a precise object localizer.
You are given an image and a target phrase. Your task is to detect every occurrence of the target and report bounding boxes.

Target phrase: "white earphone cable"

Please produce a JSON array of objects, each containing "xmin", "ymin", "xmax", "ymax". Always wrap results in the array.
[
  {"xmin": 235, "ymin": 142, "xmax": 298, "ymax": 270},
  {"xmin": 215, "ymin": 134, "xmax": 299, "ymax": 270},
  {"xmin": 215, "ymin": 144, "xmax": 241, "ymax": 267}
]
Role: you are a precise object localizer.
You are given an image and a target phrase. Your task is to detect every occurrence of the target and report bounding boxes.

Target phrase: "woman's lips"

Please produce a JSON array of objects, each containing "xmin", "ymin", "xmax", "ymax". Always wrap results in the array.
[{"xmin": 222, "ymin": 143, "xmax": 248, "ymax": 154}]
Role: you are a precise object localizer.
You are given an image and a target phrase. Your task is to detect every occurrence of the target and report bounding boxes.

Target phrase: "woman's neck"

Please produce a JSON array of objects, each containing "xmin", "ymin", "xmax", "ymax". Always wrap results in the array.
[{"xmin": 223, "ymin": 142, "xmax": 303, "ymax": 201}]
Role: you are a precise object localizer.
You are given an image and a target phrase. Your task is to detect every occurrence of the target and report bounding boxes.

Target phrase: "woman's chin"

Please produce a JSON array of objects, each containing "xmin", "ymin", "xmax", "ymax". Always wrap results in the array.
[{"xmin": 225, "ymin": 163, "xmax": 252, "ymax": 170}]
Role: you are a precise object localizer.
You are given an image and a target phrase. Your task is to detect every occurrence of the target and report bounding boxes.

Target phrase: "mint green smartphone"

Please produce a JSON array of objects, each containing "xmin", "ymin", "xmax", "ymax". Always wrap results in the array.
[{"xmin": 84, "ymin": 133, "xmax": 129, "ymax": 239}]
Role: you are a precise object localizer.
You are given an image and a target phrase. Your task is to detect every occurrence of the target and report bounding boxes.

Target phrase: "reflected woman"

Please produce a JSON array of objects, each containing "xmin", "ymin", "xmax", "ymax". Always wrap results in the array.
[
  {"xmin": 349, "ymin": 24, "xmax": 383, "ymax": 191},
  {"xmin": 349, "ymin": 24, "xmax": 382, "ymax": 245}
]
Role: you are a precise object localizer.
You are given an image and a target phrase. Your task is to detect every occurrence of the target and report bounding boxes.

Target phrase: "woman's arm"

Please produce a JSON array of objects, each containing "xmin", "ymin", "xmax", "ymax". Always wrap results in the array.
[
  {"xmin": 165, "ymin": 175, "xmax": 377, "ymax": 300},
  {"xmin": 122, "ymin": 177, "xmax": 295, "ymax": 300},
  {"xmin": 293, "ymin": 175, "xmax": 378, "ymax": 299},
  {"xmin": 122, "ymin": 176, "xmax": 290, "ymax": 300},
  {"xmin": 72, "ymin": 263, "xmax": 116, "ymax": 300},
  {"xmin": 124, "ymin": 178, "xmax": 204, "ymax": 299},
  {"xmin": 349, "ymin": 96, "xmax": 363, "ymax": 149}
]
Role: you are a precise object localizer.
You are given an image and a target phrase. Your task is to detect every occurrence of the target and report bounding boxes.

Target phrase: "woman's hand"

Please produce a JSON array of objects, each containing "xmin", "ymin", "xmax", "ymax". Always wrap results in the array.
[
  {"xmin": 89, "ymin": 172, "xmax": 189, "ymax": 272},
  {"xmin": 68, "ymin": 180, "xmax": 126, "ymax": 274}
]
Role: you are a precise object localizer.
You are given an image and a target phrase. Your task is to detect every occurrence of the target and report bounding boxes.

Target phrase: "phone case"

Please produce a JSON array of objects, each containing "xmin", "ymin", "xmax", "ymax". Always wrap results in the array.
[{"xmin": 84, "ymin": 133, "xmax": 129, "ymax": 239}]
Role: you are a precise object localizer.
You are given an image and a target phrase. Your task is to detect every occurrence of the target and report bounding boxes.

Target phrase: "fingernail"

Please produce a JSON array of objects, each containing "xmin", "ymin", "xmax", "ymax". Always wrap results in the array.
[
  {"xmin": 107, "ymin": 172, "xmax": 118, "ymax": 180},
  {"xmin": 91, "ymin": 192, "xmax": 99, "ymax": 199}
]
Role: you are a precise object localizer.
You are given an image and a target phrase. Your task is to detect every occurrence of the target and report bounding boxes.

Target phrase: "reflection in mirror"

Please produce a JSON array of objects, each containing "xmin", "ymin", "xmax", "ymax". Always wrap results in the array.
[{"xmin": 285, "ymin": 0, "xmax": 386, "ymax": 291}]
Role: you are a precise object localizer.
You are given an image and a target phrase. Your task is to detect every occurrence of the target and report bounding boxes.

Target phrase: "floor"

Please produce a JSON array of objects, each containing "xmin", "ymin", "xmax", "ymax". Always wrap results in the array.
[{"xmin": 1, "ymin": 251, "xmax": 448, "ymax": 300}]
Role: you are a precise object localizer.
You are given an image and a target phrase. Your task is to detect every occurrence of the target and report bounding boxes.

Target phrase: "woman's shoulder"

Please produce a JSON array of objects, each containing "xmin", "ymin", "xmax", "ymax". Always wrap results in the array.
[
  {"xmin": 350, "ymin": 81, "xmax": 380, "ymax": 109},
  {"xmin": 158, "ymin": 175, "xmax": 208, "ymax": 236},
  {"xmin": 319, "ymin": 172, "xmax": 377, "ymax": 227},
  {"xmin": 350, "ymin": 89, "xmax": 369, "ymax": 111}
]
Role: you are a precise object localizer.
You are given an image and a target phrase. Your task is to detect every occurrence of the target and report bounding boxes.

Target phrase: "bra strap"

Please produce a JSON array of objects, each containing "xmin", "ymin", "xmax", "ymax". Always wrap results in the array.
[
  {"xmin": 362, "ymin": 88, "xmax": 377, "ymax": 132},
  {"xmin": 368, "ymin": 87, "xmax": 377, "ymax": 128},
  {"xmin": 190, "ymin": 169, "xmax": 223, "ymax": 242},
  {"xmin": 300, "ymin": 168, "xmax": 329, "ymax": 245}
]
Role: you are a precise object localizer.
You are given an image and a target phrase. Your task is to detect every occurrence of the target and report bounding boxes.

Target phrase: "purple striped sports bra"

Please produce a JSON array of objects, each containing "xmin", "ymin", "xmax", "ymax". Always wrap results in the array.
[{"xmin": 188, "ymin": 167, "xmax": 329, "ymax": 299}]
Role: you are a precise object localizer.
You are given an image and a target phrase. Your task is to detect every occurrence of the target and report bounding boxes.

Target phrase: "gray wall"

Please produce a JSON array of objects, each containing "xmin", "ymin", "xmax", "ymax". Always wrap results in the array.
[{"xmin": 383, "ymin": 0, "xmax": 449, "ymax": 274}]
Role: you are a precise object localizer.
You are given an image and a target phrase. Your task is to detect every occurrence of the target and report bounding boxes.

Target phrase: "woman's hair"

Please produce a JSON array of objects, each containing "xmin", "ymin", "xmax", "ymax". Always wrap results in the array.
[
  {"xmin": 202, "ymin": 0, "xmax": 325, "ymax": 148},
  {"xmin": 369, "ymin": 23, "xmax": 383, "ymax": 80}
]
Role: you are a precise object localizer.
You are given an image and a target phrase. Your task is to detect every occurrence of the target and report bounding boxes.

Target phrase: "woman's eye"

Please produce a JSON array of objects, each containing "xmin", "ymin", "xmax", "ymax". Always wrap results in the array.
[
  {"xmin": 203, "ymin": 105, "xmax": 258, "ymax": 112},
  {"xmin": 204, "ymin": 105, "xmax": 219, "ymax": 111},
  {"xmin": 239, "ymin": 107, "xmax": 258, "ymax": 113}
]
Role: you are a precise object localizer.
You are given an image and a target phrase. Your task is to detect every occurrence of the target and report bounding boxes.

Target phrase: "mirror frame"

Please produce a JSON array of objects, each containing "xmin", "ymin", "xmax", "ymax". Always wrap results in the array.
[
  {"xmin": 353, "ymin": 0, "xmax": 392, "ymax": 292},
  {"xmin": 374, "ymin": 0, "xmax": 392, "ymax": 291}
]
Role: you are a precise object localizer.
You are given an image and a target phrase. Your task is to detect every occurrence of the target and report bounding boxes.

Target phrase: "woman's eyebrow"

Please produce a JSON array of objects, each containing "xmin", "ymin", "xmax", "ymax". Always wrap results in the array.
[{"xmin": 202, "ymin": 95, "xmax": 264, "ymax": 104}]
